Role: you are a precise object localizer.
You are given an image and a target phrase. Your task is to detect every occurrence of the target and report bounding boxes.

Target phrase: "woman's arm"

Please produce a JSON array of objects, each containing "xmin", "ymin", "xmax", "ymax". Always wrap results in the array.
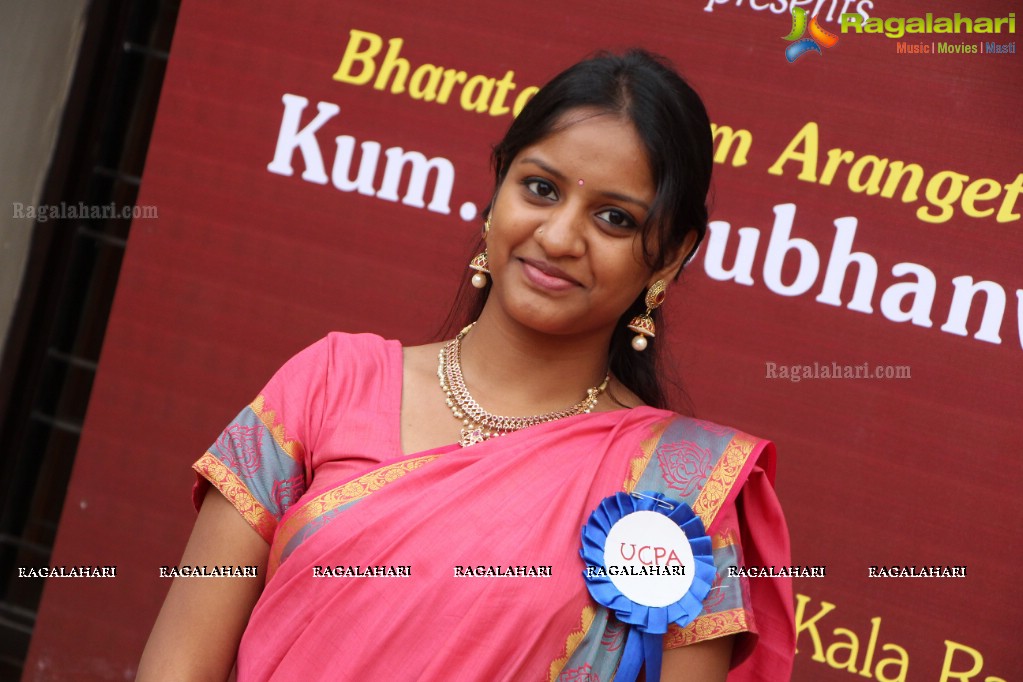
[
  {"xmin": 660, "ymin": 634, "xmax": 734, "ymax": 681},
  {"xmin": 137, "ymin": 491, "xmax": 269, "ymax": 681}
]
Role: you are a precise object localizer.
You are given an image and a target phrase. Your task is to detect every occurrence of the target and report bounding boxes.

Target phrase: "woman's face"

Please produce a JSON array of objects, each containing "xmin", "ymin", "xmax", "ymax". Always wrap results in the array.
[{"xmin": 484, "ymin": 108, "xmax": 680, "ymax": 340}]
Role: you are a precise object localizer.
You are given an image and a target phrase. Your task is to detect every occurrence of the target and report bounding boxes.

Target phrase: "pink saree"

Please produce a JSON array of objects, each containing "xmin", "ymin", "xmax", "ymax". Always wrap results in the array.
[{"xmin": 193, "ymin": 333, "xmax": 794, "ymax": 680}]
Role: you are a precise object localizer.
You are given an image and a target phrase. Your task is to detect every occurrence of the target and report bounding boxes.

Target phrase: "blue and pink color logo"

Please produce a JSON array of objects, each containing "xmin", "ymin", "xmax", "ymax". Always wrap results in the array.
[{"xmin": 783, "ymin": 8, "xmax": 839, "ymax": 62}]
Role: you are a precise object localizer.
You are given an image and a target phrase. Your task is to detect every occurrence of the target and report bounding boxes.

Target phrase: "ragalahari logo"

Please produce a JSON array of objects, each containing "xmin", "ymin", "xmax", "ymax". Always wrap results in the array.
[{"xmin": 783, "ymin": 7, "xmax": 839, "ymax": 62}]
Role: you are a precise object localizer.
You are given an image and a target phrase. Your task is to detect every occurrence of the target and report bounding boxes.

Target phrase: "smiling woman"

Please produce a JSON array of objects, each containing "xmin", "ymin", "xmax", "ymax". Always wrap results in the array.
[
  {"xmin": 138, "ymin": 50, "xmax": 795, "ymax": 682},
  {"xmin": 483, "ymin": 111, "xmax": 666, "ymax": 345}
]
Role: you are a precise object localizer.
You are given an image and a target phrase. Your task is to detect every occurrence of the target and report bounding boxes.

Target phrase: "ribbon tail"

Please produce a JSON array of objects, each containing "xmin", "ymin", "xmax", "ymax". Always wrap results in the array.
[
  {"xmin": 643, "ymin": 632, "xmax": 663, "ymax": 682},
  {"xmin": 616, "ymin": 626, "xmax": 644, "ymax": 681}
]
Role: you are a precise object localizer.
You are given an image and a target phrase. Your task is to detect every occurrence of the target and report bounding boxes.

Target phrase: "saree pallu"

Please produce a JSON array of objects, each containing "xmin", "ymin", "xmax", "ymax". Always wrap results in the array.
[{"xmin": 192, "ymin": 333, "xmax": 794, "ymax": 681}]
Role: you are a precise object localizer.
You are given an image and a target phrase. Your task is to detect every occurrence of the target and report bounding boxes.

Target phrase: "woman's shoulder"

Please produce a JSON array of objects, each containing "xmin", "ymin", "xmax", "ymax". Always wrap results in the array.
[
  {"xmin": 273, "ymin": 331, "xmax": 402, "ymax": 389},
  {"xmin": 289, "ymin": 330, "xmax": 401, "ymax": 370},
  {"xmin": 319, "ymin": 330, "xmax": 401, "ymax": 353},
  {"xmin": 628, "ymin": 410, "xmax": 777, "ymax": 502},
  {"xmin": 659, "ymin": 413, "xmax": 767, "ymax": 445},
  {"xmin": 612, "ymin": 406, "xmax": 767, "ymax": 445},
  {"xmin": 602, "ymin": 385, "xmax": 768, "ymax": 447}
]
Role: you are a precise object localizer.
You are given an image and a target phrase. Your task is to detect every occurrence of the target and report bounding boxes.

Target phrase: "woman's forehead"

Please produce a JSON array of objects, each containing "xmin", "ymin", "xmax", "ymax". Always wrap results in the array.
[{"xmin": 515, "ymin": 110, "xmax": 653, "ymax": 188}]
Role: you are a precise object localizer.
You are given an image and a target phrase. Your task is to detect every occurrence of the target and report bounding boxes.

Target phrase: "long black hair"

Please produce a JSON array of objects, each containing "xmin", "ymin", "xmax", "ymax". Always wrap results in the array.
[{"xmin": 445, "ymin": 49, "xmax": 713, "ymax": 409}]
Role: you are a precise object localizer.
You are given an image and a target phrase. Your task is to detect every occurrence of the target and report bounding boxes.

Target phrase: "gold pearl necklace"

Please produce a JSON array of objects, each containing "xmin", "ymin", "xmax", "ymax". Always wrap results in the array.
[{"xmin": 437, "ymin": 324, "xmax": 610, "ymax": 447}]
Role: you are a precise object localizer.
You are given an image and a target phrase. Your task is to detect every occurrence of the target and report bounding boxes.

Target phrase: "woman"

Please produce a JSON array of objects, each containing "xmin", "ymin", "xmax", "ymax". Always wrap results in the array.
[{"xmin": 138, "ymin": 50, "xmax": 794, "ymax": 681}]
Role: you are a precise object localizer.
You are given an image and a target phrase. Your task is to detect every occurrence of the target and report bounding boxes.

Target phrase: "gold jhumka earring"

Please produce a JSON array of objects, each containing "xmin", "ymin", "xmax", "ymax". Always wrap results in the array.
[
  {"xmin": 627, "ymin": 280, "xmax": 667, "ymax": 351},
  {"xmin": 469, "ymin": 216, "xmax": 491, "ymax": 289}
]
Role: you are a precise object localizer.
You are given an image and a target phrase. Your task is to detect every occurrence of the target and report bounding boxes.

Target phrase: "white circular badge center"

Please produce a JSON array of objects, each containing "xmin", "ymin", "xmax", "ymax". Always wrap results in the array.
[{"xmin": 602, "ymin": 510, "xmax": 695, "ymax": 608}]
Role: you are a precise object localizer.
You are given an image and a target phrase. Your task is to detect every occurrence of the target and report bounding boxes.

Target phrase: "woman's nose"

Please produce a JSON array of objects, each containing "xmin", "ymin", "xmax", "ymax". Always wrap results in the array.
[{"xmin": 536, "ymin": 204, "xmax": 586, "ymax": 257}]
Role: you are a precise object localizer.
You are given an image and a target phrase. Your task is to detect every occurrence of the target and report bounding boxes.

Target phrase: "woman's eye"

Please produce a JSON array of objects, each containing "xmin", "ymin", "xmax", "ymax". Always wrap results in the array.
[
  {"xmin": 525, "ymin": 178, "xmax": 558, "ymax": 200},
  {"xmin": 597, "ymin": 208, "xmax": 636, "ymax": 229}
]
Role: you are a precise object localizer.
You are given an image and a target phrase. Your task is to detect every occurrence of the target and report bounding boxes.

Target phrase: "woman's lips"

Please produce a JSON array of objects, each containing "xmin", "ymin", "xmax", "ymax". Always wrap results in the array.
[{"xmin": 520, "ymin": 258, "xmax": 580, "ymax": 291}]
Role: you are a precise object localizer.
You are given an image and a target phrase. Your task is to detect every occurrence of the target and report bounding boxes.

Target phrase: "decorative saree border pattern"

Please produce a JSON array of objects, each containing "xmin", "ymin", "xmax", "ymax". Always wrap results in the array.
[
  {"xmin": 713, "ymin": 527, "xmax": 740, "ymax": 550},
  {"xmin": 268, "ymin": 454, "xmax": 442, "ymax": 574},
  {"xmin": 623, "ymin": 418, "xmax": 669, "ymax": 493},
  {"xmin": 549, "ymin": 418, "xmax": 762, "ymax": 675},
  {"xmin": 194, "ymin": 451, "xmax": 276, "ymax": 542},
  {"xmin": 548, "ymin": 605, "xmax": 596, "ymax": 682},
  {"xmin": 693, "ymin": 433, "xmax": 757, "ymax": 528},
  {"xmin": 548, "ymin": 418, "xmax": 670, "ymax": 681},
  {"xmin": 250, "ymin": 394, "xmax": 304, "ymax": 462},
  {"xmin": 664, "ymin": 608, "xmax": 750, "ymax": 648}
]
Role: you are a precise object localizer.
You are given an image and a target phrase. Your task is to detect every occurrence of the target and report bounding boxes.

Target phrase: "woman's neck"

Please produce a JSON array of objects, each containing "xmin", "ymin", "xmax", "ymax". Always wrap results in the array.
[{"xmin": 455, "ymin": 308, "xmax": 616, "ymax": 417}]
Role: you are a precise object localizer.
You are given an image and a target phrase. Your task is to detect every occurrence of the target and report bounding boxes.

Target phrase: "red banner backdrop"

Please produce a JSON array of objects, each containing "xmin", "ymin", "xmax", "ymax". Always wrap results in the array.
[{"xmin": 25, "ymin": 0, "xmax": 1021, "ymax": 679}]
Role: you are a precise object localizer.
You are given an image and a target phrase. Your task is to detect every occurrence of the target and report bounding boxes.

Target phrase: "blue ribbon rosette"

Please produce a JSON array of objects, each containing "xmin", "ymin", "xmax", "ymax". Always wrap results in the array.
[{"xmin": 580, "ymin": 491, "xmax": 715, "ymax": 682}]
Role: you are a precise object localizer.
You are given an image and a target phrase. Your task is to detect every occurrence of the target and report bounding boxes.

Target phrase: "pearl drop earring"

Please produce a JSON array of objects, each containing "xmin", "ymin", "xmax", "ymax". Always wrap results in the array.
[
  {"xmin": 469, "ymin": 252, "xmax": 490, "ymax": 288},
  {"xmin": 626, "ymin": 280, "xmax": 667, "ymax": 351},
  {"xmin": 469, "ymin": 216, "xmax": 492, "ymax": 288}
]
